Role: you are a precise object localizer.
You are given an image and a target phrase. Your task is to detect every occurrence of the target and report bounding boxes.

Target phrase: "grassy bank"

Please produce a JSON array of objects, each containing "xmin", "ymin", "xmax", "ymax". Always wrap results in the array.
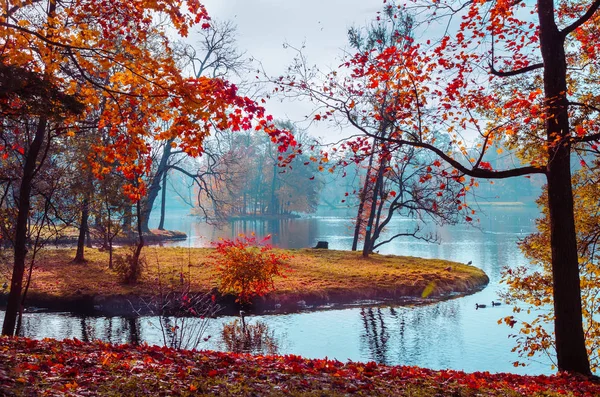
[
  {"xmin": 5, "ymin": 247, "xmax": 488, "ymax": 310},
  {"xmin": 1, "ymin": 337, "xmax": 597, "ymax": 396}
]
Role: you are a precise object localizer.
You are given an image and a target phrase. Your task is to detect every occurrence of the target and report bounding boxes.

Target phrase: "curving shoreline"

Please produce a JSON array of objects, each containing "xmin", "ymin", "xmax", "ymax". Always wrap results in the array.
[
  {"xmin": 47, "ymin": 228, "xmax": 188, "ymax": 247},
  {"xmin": 1, "ymin": 247, "xmax": 489, "ymax": 316}
]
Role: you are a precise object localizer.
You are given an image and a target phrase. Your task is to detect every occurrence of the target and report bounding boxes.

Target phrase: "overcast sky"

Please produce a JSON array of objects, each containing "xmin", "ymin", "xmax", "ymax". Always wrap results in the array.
[{"xmin": 196, "ymin": 0, "xmax": 388, "ymax": 139}]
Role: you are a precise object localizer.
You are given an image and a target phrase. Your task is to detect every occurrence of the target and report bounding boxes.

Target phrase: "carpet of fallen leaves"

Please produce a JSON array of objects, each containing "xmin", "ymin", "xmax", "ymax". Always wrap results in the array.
[{"xmin": 1, "ymin": 337, "xmax": 599, "ymax": 396}]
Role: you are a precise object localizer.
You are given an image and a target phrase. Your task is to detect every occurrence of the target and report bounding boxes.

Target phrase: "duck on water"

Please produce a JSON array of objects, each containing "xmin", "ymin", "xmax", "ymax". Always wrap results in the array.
[{"xmin": 476, "ymin": 301, "xmax": 502, "ymax": 309}]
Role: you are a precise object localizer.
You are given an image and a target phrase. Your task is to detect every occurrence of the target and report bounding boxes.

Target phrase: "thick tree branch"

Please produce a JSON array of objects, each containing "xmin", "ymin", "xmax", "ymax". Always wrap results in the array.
[
  {"xmin": 394, "ymin": 137, "xmax": 545, "ymax": 178},
  {"xmin": 575, "ymin": 132, "xmax": 600, "ymax": 143},
  {"xmin": 167, "ymin": 165, "xmax": 199, "ymax": 180},
  {"xmin": 562, "ymin": 0, "xmax": 600, "ymax": 37},
  {"xmin": 344, "ymin": 114, "xmax": 546, "ymax": 178},
  {"xmin": 489, "ymin": 62, "xmax": 544, "ymax": 77},
  {"xmin": 568, "ymin": 101, "xmax": 600, "ymax": 114},
  {"xmin": 0, "ymin": 22, "xmax": 108, "ymax": 52}
]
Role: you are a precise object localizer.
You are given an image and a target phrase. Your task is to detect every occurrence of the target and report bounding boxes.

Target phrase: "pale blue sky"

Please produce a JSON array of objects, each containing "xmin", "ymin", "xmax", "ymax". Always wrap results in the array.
[{"xmin": 196, "ymin": 1, "xmax": 387, "ymax": 139}]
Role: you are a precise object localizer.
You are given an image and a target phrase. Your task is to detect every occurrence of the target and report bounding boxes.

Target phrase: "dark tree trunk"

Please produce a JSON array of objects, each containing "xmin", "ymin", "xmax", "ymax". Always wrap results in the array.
[
  {"xmin": 269, "ymin": 163, "xmax": 278, "ymax": 215},
  {"xmin": 130, "ymin": 201, "xmax": 145, "ymax": 284},
  {"xmin": 123, "ymin": 204, "xmax": 133, "ymax": 237},
  {"xmin": 2, "ymin": 117, "xmax": 47, "ymax": 336},
  {"xmin": 158, "ymin": 170, "xmax": 167, "ymax": 230},
  {"xmin": 362, "ymin": 165, "xmax": 385, "ymax": 258},
  {"xmin": 86, "ymin": 227, "xmax": 92, "ymax": 248},
  {"xmin": 352, "ymin": 141, "xmax": 377, "ymax": 251},
  {"xmin": 547, "ymin": 150, "xmax": 589, "ymax": 374},
  {"xmin": 140, "ymin": 140, "xmax": 173, "ymax": 233},
  {"xmin": 538, "ymin": 0, "xmax": 590, "ymax": 374},
  {"xmin": 74, "ymin": 196, "xmax": 89, "ymax": 263},
  {"xmin": 352, "ymin": 186, "xmax": 368, "ymax": 251},
  {"xmin": 106, "ymin": 201, "xmax": 114, "ymax": 269}
]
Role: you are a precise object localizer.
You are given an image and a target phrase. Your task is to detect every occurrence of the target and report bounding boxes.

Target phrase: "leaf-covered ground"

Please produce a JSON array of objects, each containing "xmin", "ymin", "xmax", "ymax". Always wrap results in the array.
[{"xmin": 1, "ymin": 337, "xmax": 598, "ymax": 396}]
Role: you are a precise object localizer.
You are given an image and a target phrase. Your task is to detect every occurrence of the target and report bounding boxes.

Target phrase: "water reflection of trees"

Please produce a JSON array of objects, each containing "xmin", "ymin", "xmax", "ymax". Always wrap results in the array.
[
  {"xmin": 359, "ymin": 302, "xmax": 462, "ymax": 368},
  {"xmin": 79, "ymin": 316, "xmax": 142, "ymax": 345},
  {"xmin": 18, "ymin": 314, "xmax": 142, "ymax": 345},
  {"xmin": 193, "ymin": 218, "xmax": 320, "ymax": 249},
  {"xmin": 360, "ymin": 308, "xmax": 390, "ymax": 364},
  {"xmin": 221, "ymin": 317, "xmax": 281, "ymax": 355}
]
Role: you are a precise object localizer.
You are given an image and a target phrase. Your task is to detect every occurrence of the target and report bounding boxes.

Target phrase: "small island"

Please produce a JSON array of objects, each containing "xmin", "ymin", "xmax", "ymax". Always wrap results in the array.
[{"xmin": 9, "ymin": 247, "xmax": 489, "ymax": 316}]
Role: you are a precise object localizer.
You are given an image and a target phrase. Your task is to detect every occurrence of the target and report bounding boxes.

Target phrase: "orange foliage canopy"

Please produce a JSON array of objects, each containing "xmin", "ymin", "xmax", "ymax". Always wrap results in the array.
[{"xmin": 1, "ymin": 0, "xmax": 295, "ymax": 201}]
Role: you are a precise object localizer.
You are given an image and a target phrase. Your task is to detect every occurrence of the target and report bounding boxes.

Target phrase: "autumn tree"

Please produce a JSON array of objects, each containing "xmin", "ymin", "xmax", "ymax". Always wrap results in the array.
[
  {"xmin": 0, "ymin": 0, "xmax": 294, "ymax": 336},
  {"xmin": 347, "ymin": 7, "xmax": 470, "ymax": 256},
  {"xmin": 276, "ymin": 0, "xmax": 600, "ymax": 374},
  {"xmin": 360, "ymin": 146, "xmax": 467, "ymax": 255},
  {"xmin": 139, "ymin": 20, "xmax": 251, "ymax": 233},
  {"xmin": 277, "ymin": 6, "xmax": 468, "ymax": 257}
]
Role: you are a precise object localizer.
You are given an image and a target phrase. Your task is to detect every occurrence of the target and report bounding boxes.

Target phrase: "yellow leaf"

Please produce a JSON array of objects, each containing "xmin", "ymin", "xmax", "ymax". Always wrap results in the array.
[{"xmin": 421, "ymin": 281, "xmax": 436, "ymax": 298}]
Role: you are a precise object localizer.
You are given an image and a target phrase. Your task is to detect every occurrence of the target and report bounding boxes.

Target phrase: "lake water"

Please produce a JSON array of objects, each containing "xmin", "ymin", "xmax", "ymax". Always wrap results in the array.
[{"xmin": 6, "ymin": 205, "xmax": 555, "ymax": 375}]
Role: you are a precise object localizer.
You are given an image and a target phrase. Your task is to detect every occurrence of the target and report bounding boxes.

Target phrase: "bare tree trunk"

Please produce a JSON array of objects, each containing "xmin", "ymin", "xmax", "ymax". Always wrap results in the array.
[
  {"xmin": 362, "ymin": 165, "xmax": 385, "ymax": 258},
  {"xmin": 130, "ymin": 201, "xmax": 145, "ymax": 284},
  {"xmin": 106, "ymin": 200, "xmax": 114, "ymax": 269},
  {"xmin": 74, "ymin": 196, "xmax": 89, "ymax": 263},
  {"xmin": 2, "ymin": 117, "xmax": 47, "ymax": 336},
  {"xmin": 269, "ymin": 163, "xmax": 278, "ymax": 215},
  {"xmin": 352, "ymin": 140, "xmax": 377, "ymax": 251},
  {"xmin": 351, "ymin": 187, "xmax": 368, "ymax": 251},
  {"xmin": 158, "ymin": 170, "xmax": 167, "ymax": 230},
  {"xmin": 123, "ymin": 204, "xmax": 133, "ymax": 237},
  {"xmin": 141, "ymin": 139, "xmax": 173, "ymax": 233}
]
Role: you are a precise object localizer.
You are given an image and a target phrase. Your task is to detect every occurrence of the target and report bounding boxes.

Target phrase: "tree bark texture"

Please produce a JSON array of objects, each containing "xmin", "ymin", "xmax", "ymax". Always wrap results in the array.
[
  {"xmin": 538, "ymin": 0, "xmax": 590, "ymax": 374},
  {"xmin": 74, "ymin": 196, "xmax": 89, "ymax": 263}
]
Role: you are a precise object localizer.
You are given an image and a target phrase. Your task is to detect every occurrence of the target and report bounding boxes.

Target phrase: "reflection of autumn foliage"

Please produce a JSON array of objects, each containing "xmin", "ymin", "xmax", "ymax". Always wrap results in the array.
[
  {"xmin": 501, "ymin": 161, "xmax": 600, "ymax": 371},
  {"xmin": 212, "ymin": 234, "xmax": 290, "ymax": 303},
  {"xmin": 221, "ymin": 318, "xmax": 279, "ymax": 355},
  {"xmin": 2, "ymin": 337, "xmax": 600, "ymax": 396}
]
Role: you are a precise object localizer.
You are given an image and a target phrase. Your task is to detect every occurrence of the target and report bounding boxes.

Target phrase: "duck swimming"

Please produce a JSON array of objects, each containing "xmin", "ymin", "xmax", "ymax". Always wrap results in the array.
[{"xmin": 475, "ymin": 303, "xmax": 487, "ymax": 309}]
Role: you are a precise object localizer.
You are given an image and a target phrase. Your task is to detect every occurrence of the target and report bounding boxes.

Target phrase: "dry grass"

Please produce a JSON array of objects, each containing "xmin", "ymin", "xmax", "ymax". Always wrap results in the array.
[{"xmin": 12, "ymin": 247, "xmax": 488, "ymax": 304}]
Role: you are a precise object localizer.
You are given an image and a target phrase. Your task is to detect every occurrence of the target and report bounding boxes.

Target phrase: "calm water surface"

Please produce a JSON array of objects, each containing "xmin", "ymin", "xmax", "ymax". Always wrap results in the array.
[{"xmin": 7, "ymin": 206, "xmax": 554, "ymax": 375}]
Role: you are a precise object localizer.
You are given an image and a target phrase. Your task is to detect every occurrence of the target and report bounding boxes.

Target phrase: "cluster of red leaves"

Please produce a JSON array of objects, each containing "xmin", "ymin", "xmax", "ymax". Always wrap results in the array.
[
  {"xmin": 1, "ymin": 337, "xmax": 599, "ymax": 396},
  {"xmin": 211, "ymin": 234, "xmax": 290, "ymax": 304}
]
